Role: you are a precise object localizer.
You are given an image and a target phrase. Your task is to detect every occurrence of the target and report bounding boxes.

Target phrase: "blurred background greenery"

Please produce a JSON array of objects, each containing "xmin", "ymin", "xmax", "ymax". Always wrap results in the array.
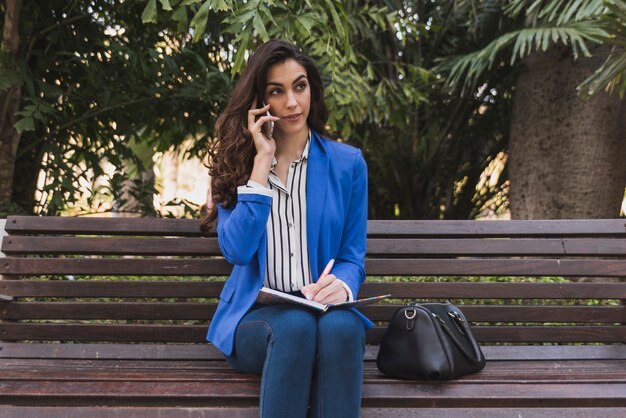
[{"xmin": 1, "ymin": 0, "xmax": 625, "ymax": 221}]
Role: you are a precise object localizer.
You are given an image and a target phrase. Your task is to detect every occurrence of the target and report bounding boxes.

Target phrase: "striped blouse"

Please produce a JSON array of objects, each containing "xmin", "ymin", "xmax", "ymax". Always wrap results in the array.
[{"xmin": 236, "ymin": 130, "xmax": 352, "ymax": 300}]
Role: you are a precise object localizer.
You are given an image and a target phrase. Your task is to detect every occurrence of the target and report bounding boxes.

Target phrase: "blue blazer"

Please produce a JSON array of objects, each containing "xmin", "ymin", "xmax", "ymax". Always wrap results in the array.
[{"xmin": 206, "ymin": 130, "xmax": 374, "ymax": 356}]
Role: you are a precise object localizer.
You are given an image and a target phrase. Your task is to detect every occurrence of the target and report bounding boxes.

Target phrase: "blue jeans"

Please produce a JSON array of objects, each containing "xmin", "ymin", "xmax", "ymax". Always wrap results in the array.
[{"xmin": 225, "ymin": 304, "xmax": 365, "ymax": 418}]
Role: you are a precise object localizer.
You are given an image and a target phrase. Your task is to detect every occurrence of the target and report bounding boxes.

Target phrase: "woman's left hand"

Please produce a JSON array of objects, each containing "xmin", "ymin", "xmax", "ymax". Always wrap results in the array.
[{"xmin": 301, "ymin": 274, "xmax": 348, "ymax": 305}]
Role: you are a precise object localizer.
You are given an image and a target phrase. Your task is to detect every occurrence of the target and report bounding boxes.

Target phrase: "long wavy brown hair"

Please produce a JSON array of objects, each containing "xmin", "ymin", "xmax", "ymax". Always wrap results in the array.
[{"xmin": 201, "ymin": 39, "xmax": 329, "ymax": 232}]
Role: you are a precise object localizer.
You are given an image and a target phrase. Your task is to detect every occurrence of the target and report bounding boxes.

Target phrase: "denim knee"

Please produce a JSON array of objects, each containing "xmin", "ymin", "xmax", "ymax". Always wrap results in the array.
[
  {"xmin": 318, "ymin": 309, "xmax": 365, "ymax": 350},
  {"xmin": 269, "ymin": 306, "xmax": 318, "ymax": 345},
  {"xmin": 227, "ymin": 320, "xmax": 273, "ymax": 374}
]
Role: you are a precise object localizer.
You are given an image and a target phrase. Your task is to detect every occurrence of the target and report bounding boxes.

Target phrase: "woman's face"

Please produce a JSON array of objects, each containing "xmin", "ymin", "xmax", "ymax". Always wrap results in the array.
[{"xmin": 264, "ymin": 59, "xmax": 311, "ymax": 138}]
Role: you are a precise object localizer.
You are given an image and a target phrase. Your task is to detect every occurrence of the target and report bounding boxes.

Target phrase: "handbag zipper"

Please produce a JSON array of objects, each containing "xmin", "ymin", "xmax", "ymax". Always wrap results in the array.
[
  {"xmin": 433, "ymin": 313, "xmax": 451, "ymax": 333},
  {"xmin": 448, "ymin": 311, "xmax": 467, "ymax": 336}
]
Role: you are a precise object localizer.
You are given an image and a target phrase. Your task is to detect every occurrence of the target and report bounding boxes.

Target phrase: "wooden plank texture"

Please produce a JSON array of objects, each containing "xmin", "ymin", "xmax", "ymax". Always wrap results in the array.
[
  {"xmin": 0, "ymin": 323, "xmax": 624, "ymax": 343},
  {"xmin": 1, "ymin": 215, "xmax": 625, "ymax": 412},
  {"xmin": 5, "ymin": 216, "xmax": 207, "ymax": 236},
  {"xmin": 2, "ymin": 236, "xmax": 221, "ymax": 256},
  {"xmin": 1, "ymin": 343, "xmax": 625, "ymax": 361},
  {"xmin": 4, "ymin": 236, "xmax": 625, "ymax": 257},
  {"xmin": 7, "ymin": 216, "xmax": 626, "ymax": 237},
  {"xmin": 1, "ymin": 280, "xmax": 624, "ymax": 299},
  {"xmin": 366, "ymin": 238, "xmax": 626, "ymax": 256},
  {"xmin": 366, "ymin": 219, "xmax": 626, "ymax": 237},
  {"xmin": 1, "ymin": 258, "xmax": 231, "ymax": 276},
  {"xmin": 1, "ymin": 302, "xmax": 623, "ymax": 323},
  {"xmin": 3, "ymin": 257, "xmax": 626, "ymax": 276},
  {"xmin": 2, "ymin": 407, "xmax": 625, "ymax": 418},
  {"xmin": 2, "ymin": 359, "xmax": 625, "ymax": 382},
  {"xmin": 1, "ymin": 379, "xmax": 625, "ymax": 408}
]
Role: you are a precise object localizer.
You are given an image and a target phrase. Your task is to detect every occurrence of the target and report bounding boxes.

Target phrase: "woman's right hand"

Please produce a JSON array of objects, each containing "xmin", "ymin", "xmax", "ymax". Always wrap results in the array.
[{"xmin": 248, "ymin": 98, "xmax": 279, "ymax": 157}]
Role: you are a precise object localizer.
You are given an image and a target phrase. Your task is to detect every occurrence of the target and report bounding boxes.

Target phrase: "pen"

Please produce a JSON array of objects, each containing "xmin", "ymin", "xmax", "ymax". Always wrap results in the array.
[
  {"xmin": 303, "ymin": 259, "xmax": 335, "ymax": 300},
  {"xmin": 319, "ymin": 258, "xmax": 335, "ymax": 280}
]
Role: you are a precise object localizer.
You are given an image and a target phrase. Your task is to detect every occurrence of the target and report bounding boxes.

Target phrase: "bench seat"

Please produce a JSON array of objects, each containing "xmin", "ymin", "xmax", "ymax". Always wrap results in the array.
[
  {"xmin": 1, "ymin": 344, "xmax": 625, "ymax": 413},
  {"xmin": 1, "ymin": 216, "xmax": 625, "ymax": 415}
]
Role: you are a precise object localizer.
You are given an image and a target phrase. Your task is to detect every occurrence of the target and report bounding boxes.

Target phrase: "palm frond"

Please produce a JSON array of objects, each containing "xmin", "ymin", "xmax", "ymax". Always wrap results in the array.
[
  {"xmin": 578, "ymin": 1, "xmax": 626, "ymax": 97},
  {"xmin": 504, "ymin": 0, "xmax": 606, "ymax": 24},
  {"xmin": 442, "ymin": 21, "xmax": 609, "ymax": 93},
  {"xmin": 578, "ymin": 48, "xmax": 626, "ymax": 96}
]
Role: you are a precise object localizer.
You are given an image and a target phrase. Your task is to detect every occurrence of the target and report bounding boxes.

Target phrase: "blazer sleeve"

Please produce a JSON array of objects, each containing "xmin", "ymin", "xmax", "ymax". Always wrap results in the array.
[
  {"xmin": 331, "ymin": 150, "xmax": 368, "ymax": 298},
  {"xmin": 217, "ymin": 189, "xmax": 272, "ymax": 266}
]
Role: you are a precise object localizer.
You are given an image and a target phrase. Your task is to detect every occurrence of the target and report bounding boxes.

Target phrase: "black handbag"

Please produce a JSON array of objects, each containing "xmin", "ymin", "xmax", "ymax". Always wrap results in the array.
[{"xmin": 376, "ymin": 302, "xmax": 486, "ymax": 380}]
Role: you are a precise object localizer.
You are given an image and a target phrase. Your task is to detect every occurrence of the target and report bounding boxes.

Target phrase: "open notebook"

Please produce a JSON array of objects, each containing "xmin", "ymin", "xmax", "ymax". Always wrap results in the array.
[{"xmin": 256, "ymin": 286, "xmax": 390, "ymax": 313}]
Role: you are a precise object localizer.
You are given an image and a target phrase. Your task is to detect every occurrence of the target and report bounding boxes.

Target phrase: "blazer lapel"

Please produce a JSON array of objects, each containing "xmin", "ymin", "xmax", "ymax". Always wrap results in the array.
[{"xmin": 306, "ymin": 130, "xmax": 328, "ymax": 281}]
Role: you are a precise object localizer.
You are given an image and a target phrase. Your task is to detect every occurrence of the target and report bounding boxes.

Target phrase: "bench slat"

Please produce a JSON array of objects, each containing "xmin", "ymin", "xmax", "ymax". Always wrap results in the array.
[
  {"xmin": 8, "ymin": 216, "xmax": 626, "ymax": 237},
  {"xmin": 358, "ymin": 281, "xmax": 626, "ymax": 299},
  {"xmin": 5, "ymin": 216, "xmax": 207, "ymax": 236},
  {"xmin": 2, "ymin": 280, "xmax": 623, "ymax": 299},
  {"xmin": 4, "ymin": 406, "xmax": 626, "ymax": 418},
  {"xmin": 1, "ymin": 258, "xmax": 231, "ymax": 276},
  {"xmin": 366, "ymin": 219, "xmax": 626, "ymax": 237},
  {"xmin": 361, "ymin": 304, "xmax": 626, "ymax": 323},
  {"xmin": 1, "ymin": 378, "xmax": 625, "ymax": 408},
  {"xmin": 0, "ymin": 280, "xmax": 222, "ymax": 298},
  {"xmin": 3, "ymin": 257, "xmax": 626, "ymax": 276},
  {"xmin": 367, "ymin": 326, "xmax": 626, "ymax": 344},
  {"xmin": 4, "ymin": 236, "xmax": 625, "ymax": 257},
  {"xmin": 364, "ymin": 258, "xmax": 626, "ymax": 277},
  {"xmin": 2, "ymin": 343, "xmax": 624, "ymax": 361},
  {"xmin": 3, "ymin": 359, "xmax": 625, "ymax": 381},
  {"xmin": 2, "ymin": 359, "xmax": 625, "ymax": 381},
  {"xmin": 1, "ymin": 302, "xmax": 623, "ymax": 323},
  {"xmin": 0, "ymin": 323, "xmax": 623, "ymax": 343},
  {"xmin": 2, "ymin": 407, "xmax": 626, "ymax": 418},
  {"xmin": 367, "ymin": 238, "xmax": 626, "ymax": 257},
  {"xmin": 2, "ymin": 236, "xmax": 221, "ymax": 256}
]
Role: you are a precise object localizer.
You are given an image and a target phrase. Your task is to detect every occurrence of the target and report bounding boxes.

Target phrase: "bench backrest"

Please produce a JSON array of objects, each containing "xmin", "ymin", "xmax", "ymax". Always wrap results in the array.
[{"xmin": 1, "ymin": 216, "xmax": 625, "ymax": 345}]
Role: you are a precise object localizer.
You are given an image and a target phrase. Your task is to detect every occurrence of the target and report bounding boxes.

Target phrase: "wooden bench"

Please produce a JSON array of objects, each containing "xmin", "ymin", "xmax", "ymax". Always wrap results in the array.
[{"xmin": 0, "ymin": 215, "xmax": 625, "ymax": 417}]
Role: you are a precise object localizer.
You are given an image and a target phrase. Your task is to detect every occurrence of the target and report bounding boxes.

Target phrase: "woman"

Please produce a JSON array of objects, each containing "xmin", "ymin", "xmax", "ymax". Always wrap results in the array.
[{"xmin": 202, "ymin": 39, "xmax": 372, "ymax": 418}]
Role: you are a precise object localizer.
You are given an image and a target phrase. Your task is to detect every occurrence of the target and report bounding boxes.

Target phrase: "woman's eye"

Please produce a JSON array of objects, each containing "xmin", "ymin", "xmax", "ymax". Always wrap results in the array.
[{"xmin": 297, "ymin": 83, "xmax": 307, "ymax": 90}]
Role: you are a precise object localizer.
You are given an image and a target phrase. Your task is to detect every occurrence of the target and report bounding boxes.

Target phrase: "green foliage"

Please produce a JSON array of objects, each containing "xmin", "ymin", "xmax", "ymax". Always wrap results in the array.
[
  {"xmin": 441, "ymin": 0, "xmax": 626, "ymax": 98},
  {"xmin": 4, "ymin": 0, "xmax": 229, "ymax": 215},
  {"xmin": 0, "ymin": 200, "xmax": 28, "ymax": 218},
  {"xmin": 2, "ymin": 1, "xmax": 517, "ymax": 219},
  {"xmin": 579, "ymin": 0, "xmax": 626, "ymax": 96}
]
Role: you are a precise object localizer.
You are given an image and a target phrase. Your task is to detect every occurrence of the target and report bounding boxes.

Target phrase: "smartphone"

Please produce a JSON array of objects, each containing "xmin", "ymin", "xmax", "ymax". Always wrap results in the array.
[{"xmin": 259, "ymin": 101, "xmax": 274, "ymax": 138}]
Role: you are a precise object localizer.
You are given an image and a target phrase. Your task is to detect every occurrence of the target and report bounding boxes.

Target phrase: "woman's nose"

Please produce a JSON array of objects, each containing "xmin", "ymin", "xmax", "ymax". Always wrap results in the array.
[{"xmin": 286, "ymin": 91, "xmax": 297, "ymax": 108}]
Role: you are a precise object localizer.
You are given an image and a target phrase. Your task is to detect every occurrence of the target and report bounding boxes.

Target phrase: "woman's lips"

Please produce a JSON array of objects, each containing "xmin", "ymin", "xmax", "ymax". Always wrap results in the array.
[{"xmin": 283, "ymin": 113, "xmax": 302, "ymax": 122}]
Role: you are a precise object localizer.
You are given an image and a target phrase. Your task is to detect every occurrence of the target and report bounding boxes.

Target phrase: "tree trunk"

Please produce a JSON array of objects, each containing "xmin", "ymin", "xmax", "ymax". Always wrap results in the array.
[
  {"xmin": 0, "ymin": 0, "xmax": 23, "ymax": 209},
  {"xmin": 508, "ymin": 46, "xmax": 626, "ymax": 219},
  {"xmin": 12, "ymin": 130, "xmax": 46, "ymax": 213}
]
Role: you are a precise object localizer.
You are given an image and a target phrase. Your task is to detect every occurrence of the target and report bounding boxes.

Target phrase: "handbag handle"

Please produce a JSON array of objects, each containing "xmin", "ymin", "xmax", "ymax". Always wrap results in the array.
[{"xmin": 433, "ymin": 313, "xmax": 483, "ymax": 364}]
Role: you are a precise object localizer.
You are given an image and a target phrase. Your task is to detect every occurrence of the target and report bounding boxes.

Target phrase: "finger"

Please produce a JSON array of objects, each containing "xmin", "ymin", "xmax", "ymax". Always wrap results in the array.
[
  {"xmin": 318, "ymin": 291, "xmax": 345, "ymax": 305},
  {"xmin": 316, "ymin": 273, "xmax": 336, "ymax": 289},
  {"xmin": 311, "ymin": 275, "xmax": 337, "ymax": 301},
  {"xmin": 315, "ymin": 282, "xmax": 346, "ymax": 304},
  {"xmin": 248, "ymin": 104, "xmax": 270, "ymax": 115},
  {"xmin": 301, "ymin": 284, "xmax": 315, "ymax": 300},
  {"xmin": 247, "ymin": 103, "xmax": 270, "ymax": 127},
  {"xmin": 306, "ymin": 273, "xmax": 338, "ymax": 300},
  {"xmin": 324, "ymin": 284, "xmax": 348, "ymax": 304},
  {"xmin": 249, "ymin": 112, "xmax": 277, "ymax": 134}
]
